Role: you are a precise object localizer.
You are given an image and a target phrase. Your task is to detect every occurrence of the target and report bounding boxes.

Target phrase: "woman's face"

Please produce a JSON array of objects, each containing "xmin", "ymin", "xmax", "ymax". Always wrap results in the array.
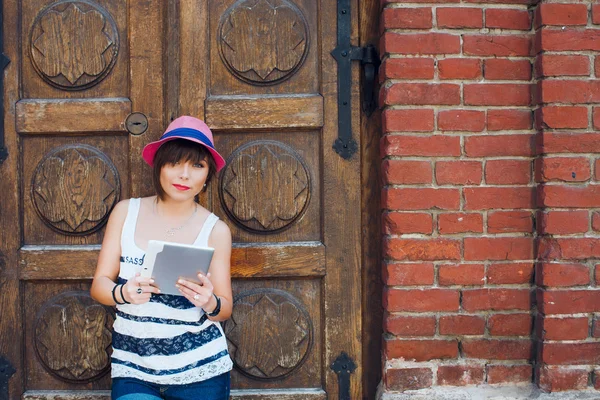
[{"xmin": 159, "ymin": 158, "xmax": 209, "ymax": 201}]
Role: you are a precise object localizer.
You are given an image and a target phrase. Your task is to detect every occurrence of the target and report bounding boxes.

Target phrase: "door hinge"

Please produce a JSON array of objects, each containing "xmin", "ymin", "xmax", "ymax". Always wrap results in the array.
[
  {"xmin": 330, "ymin": 351, "xmax": 357, "ymax": 400},
  {"xmin": 331, "ymin": 0, "xmax": 380, "ymax": 160},
  {"xmin": 0, "ymin": 0, "xmax": 11, "ymax": 166}
]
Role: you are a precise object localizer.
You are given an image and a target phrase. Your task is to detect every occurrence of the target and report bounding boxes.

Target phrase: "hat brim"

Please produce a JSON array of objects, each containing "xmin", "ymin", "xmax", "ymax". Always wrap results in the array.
[{"xmin": 142, "ymin": 136, "xmax": 226, "ymax": 172}]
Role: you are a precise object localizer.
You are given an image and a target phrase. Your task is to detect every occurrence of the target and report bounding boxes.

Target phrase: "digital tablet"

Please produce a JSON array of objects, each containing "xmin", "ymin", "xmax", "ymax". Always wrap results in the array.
[{"xmin": 140, "ymin": 240, "xmax": 214, "ymax": 296}]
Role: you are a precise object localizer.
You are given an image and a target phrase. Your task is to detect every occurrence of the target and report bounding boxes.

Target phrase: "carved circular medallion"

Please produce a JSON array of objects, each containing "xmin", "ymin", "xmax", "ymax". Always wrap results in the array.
[
  {"xmin": 34, "ymin": 291, "xmax": 115, "ymax": 382},
  {"xmin": 31, "ymin": 144, "xmax": 120, "ymax": 235},
  {"xmin": 30, "ymin": 0, "xmax": 119, "ymax": 90},
  {"xmin": 224, "ymin": 288, "xmax": 313, "ymax": 380},
  {"xmin": 218, "ymin": 0, "xmax": 309, "ymax": 85},
  {"xmin": 220, "ymin": 140, "xmax": 310, "ymax": 233}
]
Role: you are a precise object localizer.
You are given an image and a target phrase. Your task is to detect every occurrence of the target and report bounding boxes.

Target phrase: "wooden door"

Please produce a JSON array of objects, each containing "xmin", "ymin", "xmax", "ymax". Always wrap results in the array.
[{"xmin": 0, "ymin": 0, "xmax": 376, "ymax": 398}]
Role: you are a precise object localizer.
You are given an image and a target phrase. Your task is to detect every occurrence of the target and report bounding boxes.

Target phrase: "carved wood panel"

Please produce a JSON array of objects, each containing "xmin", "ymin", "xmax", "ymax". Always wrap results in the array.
[
  {"xmin": 22, "ymin": 0, "xmax": 128, "ymax": 98},
  {"xmin": 22, "ymin": 136, "xmax": 129, "ymax": 245},
  {"xmin": 24, "ymin": 282, "xmax": 113, "ymax": 390},
  {"xmin": 226, "ymin": 280, "xmax": 321, "ymax": 389},
  {"xmin": 218, "ymin": 0, "xmax": 309, "ymax": 85},
  {"xmin": 220, "ymin": 140, "xmax": 310, "ymax": 233},
  {"xmin": 210, "ymin": 0, "xmax": 318, "ymax": 95},
  {"xmin": 31, "ymin": 144, "xmax": 120, "ymax": 235},
  {"xmin": 30, "ymin": 1, "xmax": 119, "ymax": 90},
  {"xmin": 211, "ymin": 131, "xmax": 320, "ymax": 243},
  {"xmin": 34, "ymin": 291, "xmax": 114, "ymax": 382}
]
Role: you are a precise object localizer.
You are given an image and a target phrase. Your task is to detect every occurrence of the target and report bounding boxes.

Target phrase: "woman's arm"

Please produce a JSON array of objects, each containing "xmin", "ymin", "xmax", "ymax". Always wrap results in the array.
[
  {"xmin": 90, "ymin": 200, "xmax": 129, "ymax": 305},
  {"xmin": 177, "ymin": 220, "xmax": 233, "ymax": 321}
]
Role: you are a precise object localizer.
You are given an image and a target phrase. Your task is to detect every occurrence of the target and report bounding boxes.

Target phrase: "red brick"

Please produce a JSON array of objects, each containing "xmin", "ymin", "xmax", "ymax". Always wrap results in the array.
[
  {"xmin": 488, "ymin": 314, "xmax": 532, "ymax": 336},
  {"xmin": 594, "ymin": 4, "xmax": 600, "ymax": 24},
  {"xmin": 438, "ymin": 263, "xmax": 485, "ymax": 285},
  {"xmin": 438, "ymin": 110, "xmax": 485, "ymax": 132},
  {"xmin": 485, "ymin": 9, "xmax": 531, "ymax": 30},
  {"xmin": 385, "ymin": 288, "xmax": 460, "ymax": 312},
  {"xmin": 538, "ymin": 185, "xmax": 600, "ymax": 208},
  {"xmin": 541, "ymin": 342, "xmax": 600, "ymax": 365},
  {"xmin": 435, "ymin": 161, "xmax": 482, "ymax": 185},
  {"xmin": 464, "ymin": 84, "xmax": 531, "ymax": 106},
  {"xmin": 538, "ymin": 316, "xmax": 590, "ymax": 340},
  {"xmin": 596, "ymin": 57, "xmax": 600, "ymax": 76},
  {"xmin": 384, "ymin": 212, "xmax": 433, "ymax": 234},
  {"xmin": 485, "ymin": 159, "xmax": 531, "ymax": 185},
  {"xmin": 537, "ymin": 4, "xmax": 589, "ymax": 27},
  {"xmin": 383, "ymin": 188, "xmax": 460, "ymax": 210},
  {"xmin": 535, "ymin": 55, "xmax": 590, "ymax": 78},
  {"xmin": 465, "ymin": 135, "xmax": 535, "ymax": 157},
  {"xmin": 537, "ymin": 106, "xmax": 588, "ymax": 129},
  {"xmin": 385, "ymin": 339, "xmax": 459, "ymax": 361},
  {"xmin": 462, "ymin": 339, "xmax": 532, "ymax": 360},
  {"xmin": 463, "ymin": 0, "xmax": 529, "ymax": 4},
  {"xmin": 437, "ymin": 366, "xmax": 484, "ymax": 386},
  {"xmin": 594, "ymin": 108, "xmax": 600, "ymax": 130},
  {"xmin": 538, "ymin": 367, "xmax": 589, "ymax": 392},
  {"xmin": 488, "ymin": 212, "xmax": 533, "ymax": 234},
  {"xmin": 484, "ymin": 59, "xmax": 531, "ymax": 81},
  {"xmin": 385, "ymin": 238, "xmax": 462, "ymax": 261},
  {"xmin": 595, "ymin": 370, "xmax": 600, "ymax": 390},
  {"xmin": 439, "ymin": 315, "xmax": 486, "ymax": 335},
  {"xmin": 593, "ymin": 212, "xmax": 600, "ymax": 231},
  {"xmin": 383, "ymin": 109, "xmax": 434, "ymax": 133},
  {"xmin": 438, "ymin": 58, "xmax": 482, "ymax": 80},
  {"xmin": 382, "ymin": 7, "xmax": 433, "ymax": 29},
  {"xmin": 540, "ymin": 29, "xmax": 600, "ymax": 52},
  {"xmin": 382, "ymin": 32, "xmax": 461, "ymax": 55},
  {"xmin": 596, "ymin": 265, "xmax": 600, "ymax": 285},
  {"xmin": 537, "ymin": 132, "xmax": 600, "ymax": 154},
  {"xmin": 384, "ymin": 262, "xmax": 435, "ymax": 286},
  {"xmin": 462, "ymin": 289, "xmax": 531, "ymax": 311},
  {"xmin": 536, "ymin": 211, "xmax": 589, "ymax": 235},
  {"xmin": 381, "ymin": 58, "xmax": 435, "ymax": 80},
  {"xmin": 464, "ymin": 187, "xmax": 535, "ymax": 210},
  {"xmin": 535, "ymin": 157, "xmax": 591, "ymax": 183},
  {"xmin": 486, "ymin": 364, "xmax": 532, "ymax": 384},
  {"xmin": 437, "ymin": 8, "xmax": 483, "ymax": 29},
  {"xmin": 438, "ymin": 214, "xmax": 483, "ymax": 234},
  {"xmin": 539, "ymin": 80, "xmax": 600, "ymax": 104},
  {"xmin": 385, "ymin": 368, "xmax": 433, "ymax": 391},
  {"xmin": 383, "ymin": 83, "xmax": 461, "ymax": 105},
  {"xmin": 382, "ymin": 135, "xmax": 461, "ymax": 157},
  {"xmin": 463, "ymin": 35, "xmax": 531, "ymax": 57},
  {"xmin": 383, "ymin": 160, "xmax": 432, "ymax": 184},
  {"xmin": 593, "ymin": 316, "xmax": 600, "ymax": 338},
  {"xmin": 535, "ymin": 262, "xmax": 590, "ymax": 287},
  {"xmin": 487, "ymin": 109, "xmax": 532, "ymax": 131},
  {"xmin": 538, "ymin": 237, "xmax": 600, "ymax": 260},
  {"xmin": 384, "ymin": 314, "xmax": 436, "ymax": 336},
  {"xmin": 464, "ymin": 237, "xmax": 534, "ymax": 261},
  {"xmin": 538, "ymin": 289, "xmax": 600, "ymax": 314},
  {"xmin": 487, "ymin": 263, "xmax": 534, "ymax": 284}
]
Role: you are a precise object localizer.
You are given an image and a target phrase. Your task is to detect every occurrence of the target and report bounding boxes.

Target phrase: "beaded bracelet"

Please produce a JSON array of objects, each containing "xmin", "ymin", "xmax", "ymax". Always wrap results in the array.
[
  {"xmin": 111, "ymin": 284, "xmax": 123, "ymax": 305},
  {"xmin": 119, "ymin": 284, "xmax": 130, "ymax": 304}
]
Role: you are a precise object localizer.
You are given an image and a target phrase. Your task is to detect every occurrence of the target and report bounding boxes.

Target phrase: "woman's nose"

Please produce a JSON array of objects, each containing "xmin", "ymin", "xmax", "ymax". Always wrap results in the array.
[{"xmin": 179, "ymin": 163, "xmax": 190, "ymax": 178}]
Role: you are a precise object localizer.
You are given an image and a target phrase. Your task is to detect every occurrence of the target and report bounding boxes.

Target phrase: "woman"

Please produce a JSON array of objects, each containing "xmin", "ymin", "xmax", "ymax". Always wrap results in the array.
[{"xmin": 91, "ymin": 116, "xmax": 233, "ymax": 399}]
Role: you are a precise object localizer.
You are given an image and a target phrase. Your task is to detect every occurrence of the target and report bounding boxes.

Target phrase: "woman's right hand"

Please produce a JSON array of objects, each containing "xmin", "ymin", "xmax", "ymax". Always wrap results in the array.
[{"xmin": 122, "ymin": 272, "xmax": 161, "ymax": 304}]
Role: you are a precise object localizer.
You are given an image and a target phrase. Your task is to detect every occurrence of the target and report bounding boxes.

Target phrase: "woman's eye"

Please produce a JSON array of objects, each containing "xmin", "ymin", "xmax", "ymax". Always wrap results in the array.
[{"xmin": 193, "ymin": 163, "xmax": 205, "ymax": 168}]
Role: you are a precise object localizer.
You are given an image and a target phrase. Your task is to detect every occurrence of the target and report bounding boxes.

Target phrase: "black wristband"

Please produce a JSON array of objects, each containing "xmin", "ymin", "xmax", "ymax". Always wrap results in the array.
[
  {"xmin": 111, "ymin": 284, "xmax": 122, "ymax": 305},
  {"xmin": 205, "ymin": 293, "xmax": 221, "ymax": 317},
  {"xmin": 119, "ymin": 284, "xmax": 130, "ymax": 304}
]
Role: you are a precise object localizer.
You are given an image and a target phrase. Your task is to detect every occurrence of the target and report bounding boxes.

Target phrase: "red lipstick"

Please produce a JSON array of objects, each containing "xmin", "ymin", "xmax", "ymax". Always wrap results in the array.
[{"xmin": 173, "ymin": 184, "xmax": 190, "ymax": 191}]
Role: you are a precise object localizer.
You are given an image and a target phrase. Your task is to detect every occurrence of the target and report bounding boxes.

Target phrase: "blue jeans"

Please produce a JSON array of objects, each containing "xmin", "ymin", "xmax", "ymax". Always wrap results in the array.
[{"xmin": 111, "ymin": 372, "xmax": 230, "ymax": 400}]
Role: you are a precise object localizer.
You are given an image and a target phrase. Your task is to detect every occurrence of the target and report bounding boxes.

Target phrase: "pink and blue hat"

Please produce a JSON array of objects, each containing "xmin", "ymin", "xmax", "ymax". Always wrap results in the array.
[{"xmin": 142, "ymin": 116, "xmax": 226, "ymax": 172}]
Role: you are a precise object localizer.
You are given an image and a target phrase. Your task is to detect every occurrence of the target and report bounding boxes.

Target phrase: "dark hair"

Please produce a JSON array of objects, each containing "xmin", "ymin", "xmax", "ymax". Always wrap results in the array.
[{"xmin": 152, "ymin": 139, "xmax": 217, "ymax": 201}]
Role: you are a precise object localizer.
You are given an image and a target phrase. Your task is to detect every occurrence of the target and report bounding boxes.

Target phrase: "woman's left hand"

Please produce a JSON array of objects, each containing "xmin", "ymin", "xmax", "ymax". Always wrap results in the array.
[{"xmin": 176, "ymin": 272, "xmax": 215, "ymax": 311}]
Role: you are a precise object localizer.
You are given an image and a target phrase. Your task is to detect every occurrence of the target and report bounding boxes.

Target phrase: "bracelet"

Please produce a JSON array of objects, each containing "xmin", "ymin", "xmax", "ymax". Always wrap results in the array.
[
  {"xmin": 119, "ymin": 284, "xmax": 130, "ymax": 304},
  {"xmin": 111, "ymin": 284, "xmax": 123, "ymax": 305}
]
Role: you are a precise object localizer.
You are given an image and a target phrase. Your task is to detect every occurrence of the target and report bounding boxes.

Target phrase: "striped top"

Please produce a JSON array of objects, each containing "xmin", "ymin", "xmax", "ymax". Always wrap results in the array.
[{"xmin": 111, "ymin": 198, "xmax": 233, "ymax": 384}]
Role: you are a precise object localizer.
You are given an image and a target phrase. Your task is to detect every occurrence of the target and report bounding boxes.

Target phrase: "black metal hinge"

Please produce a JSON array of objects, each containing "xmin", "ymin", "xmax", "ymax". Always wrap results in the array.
[
  {"xmin": 0, "ymin": 0, "xmax": 11, "ymax": 165},
  {"xmin": 331, "ymin": 0, "xmax": 380, "ymax": 160},
  {"xmin": 330, "ymin": 351, "xmax": 357, "ymax": 400}
]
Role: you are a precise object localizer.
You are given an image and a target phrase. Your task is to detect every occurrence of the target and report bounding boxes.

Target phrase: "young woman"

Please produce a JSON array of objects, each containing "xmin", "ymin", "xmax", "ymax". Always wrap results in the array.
[{"xmin": 91, "ymin": 116, "xmax": 233, "ymax": 400}]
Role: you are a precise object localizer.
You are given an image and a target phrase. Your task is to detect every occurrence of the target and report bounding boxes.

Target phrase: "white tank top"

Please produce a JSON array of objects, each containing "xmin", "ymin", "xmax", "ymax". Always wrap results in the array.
[{"xmin": 111, "ymin": 198, "xmax": 233, "ymax": 384}]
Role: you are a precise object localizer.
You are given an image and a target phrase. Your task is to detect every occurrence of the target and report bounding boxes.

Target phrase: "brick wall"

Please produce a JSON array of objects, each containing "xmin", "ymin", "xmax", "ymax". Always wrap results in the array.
[{"xmin": 380, "ymin": 0, "xmax": 600, "ymax": 393}]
